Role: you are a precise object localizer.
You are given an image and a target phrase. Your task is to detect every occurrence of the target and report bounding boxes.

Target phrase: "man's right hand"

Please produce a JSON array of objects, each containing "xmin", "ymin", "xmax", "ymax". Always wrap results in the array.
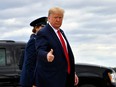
[{"xmin": 47, "ymin": 49, "xmax": 54, "ymax": 62}]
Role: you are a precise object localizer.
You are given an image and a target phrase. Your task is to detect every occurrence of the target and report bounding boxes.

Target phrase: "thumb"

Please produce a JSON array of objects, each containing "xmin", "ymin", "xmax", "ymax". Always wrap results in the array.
[{"xmin": 50, "ymin": 49, "xmax": 53, "ymax": 54}]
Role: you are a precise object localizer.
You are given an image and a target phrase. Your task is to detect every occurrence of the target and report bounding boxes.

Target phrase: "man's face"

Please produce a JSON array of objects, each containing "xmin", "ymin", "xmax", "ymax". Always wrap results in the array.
[{"xmin": 48, "ymin": 13, "xmax": 63, "ymax": 29}]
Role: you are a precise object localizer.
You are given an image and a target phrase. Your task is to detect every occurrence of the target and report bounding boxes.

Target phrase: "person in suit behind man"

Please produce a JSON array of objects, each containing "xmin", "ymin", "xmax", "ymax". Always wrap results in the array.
[
  {"xmin": 35, "ymin": 7, "xmax": 79, "ymax": 87},
  {"xmin": 20, "ymin": 17, "xmax": 47, "ymax": 87}
]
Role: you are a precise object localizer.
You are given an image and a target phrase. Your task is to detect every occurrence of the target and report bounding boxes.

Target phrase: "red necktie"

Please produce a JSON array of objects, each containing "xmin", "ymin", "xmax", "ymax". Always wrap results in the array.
[{"xmin": 57, "ymin": 30, "xmax": 70, "ymax": 74}]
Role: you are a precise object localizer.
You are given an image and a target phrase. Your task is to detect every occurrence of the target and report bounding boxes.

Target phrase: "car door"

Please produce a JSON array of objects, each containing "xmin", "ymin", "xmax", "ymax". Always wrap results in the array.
[{"xmin": 0, "ymin": 44, "xmax": 15, "ymax": 79}]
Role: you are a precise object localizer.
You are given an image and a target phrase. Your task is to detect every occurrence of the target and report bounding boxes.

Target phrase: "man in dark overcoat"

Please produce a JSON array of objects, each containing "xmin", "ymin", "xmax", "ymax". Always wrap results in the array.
[{"xmin": 35, "ymin": 7, "xmax": 79, "ymax": 87}]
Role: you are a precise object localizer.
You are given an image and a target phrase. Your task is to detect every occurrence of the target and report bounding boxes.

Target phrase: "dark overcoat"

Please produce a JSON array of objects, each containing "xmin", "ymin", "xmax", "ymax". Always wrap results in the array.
[
  {"xmin": 20, "ymin": 34, "xmax": 37, "ymax": 86},
  {"xmin": 35, "ymin": 24, "xmax": 75, "ymax": 87}
]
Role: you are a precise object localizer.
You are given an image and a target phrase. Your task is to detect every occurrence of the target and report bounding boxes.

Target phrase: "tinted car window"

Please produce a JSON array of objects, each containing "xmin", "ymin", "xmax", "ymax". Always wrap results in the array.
[{"xmin": 0, "ymin": 49, "xmax": 6, "ymax": 66}]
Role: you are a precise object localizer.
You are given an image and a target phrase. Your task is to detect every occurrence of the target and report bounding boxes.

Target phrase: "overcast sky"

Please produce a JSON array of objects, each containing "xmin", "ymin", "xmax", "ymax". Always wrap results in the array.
[{"xmin": 0, "ymin": 0, "xmax": 116, "ymax": 67}]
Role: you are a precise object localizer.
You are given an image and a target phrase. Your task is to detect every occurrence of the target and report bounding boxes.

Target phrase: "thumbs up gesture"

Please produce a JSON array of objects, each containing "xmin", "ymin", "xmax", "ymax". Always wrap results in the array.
[{"xmin": 47, "ymin": 49, "xmax": 54, "ymax": 62}]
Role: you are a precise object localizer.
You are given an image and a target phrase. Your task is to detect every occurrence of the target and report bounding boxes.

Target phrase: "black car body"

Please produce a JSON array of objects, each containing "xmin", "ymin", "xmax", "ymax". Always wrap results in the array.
[
  {"xmin": 75, "ymin": 63, "xmax": 116, "ymax": 87},
  {"xmin": 0, "ymin": 40, "xmax": 25, "ymax": 86},
  {"xmin": 0, "ymin": 40, "xmax": 116, "ymax": 87}
]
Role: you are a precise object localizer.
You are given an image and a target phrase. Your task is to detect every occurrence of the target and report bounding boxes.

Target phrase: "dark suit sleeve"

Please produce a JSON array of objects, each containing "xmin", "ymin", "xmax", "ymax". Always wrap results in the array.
[{"xmin": 35, "ymin": 31, "xmax": 49, "ymax": 61}]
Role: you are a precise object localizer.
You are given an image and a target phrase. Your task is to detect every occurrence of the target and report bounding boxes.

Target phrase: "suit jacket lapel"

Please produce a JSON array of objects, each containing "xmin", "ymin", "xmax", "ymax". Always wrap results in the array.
[
  {"xmin": 60, "ymin": 29, "xmax": 71, "ymax": 53},
  {"xmin": 47, "ymin": 24, "xmax": 64, "ymax": 52},
  {"xmin": 60, "ymin": 29, "xmax": 69, "ymax": 46}
]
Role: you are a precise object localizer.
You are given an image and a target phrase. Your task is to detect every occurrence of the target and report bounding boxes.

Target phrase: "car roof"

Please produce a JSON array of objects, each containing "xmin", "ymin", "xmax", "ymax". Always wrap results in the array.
[{"xmin": 0, "ymin": 40, "xmax": 26, "ymax": 46}]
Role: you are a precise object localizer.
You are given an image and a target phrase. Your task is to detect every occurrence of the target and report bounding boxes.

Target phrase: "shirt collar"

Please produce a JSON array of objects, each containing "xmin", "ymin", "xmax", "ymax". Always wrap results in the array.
[{"xmin": 48, "ymin": 22, "xmax": 60, "ymax": 33}]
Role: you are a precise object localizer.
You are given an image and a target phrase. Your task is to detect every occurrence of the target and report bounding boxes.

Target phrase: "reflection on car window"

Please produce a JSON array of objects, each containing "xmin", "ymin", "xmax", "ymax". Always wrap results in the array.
[
  {"xmin": 6, "ymin": 50, "xmax": 13, "ymax": 65},
  {"xmin": 0, "ymin": 49, "xmax": 6, "ymax": 66}
]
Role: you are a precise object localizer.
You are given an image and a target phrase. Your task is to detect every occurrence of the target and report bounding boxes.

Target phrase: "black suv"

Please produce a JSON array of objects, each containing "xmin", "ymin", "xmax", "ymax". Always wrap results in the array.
[
  {"xmin": 0, "ymin": 40, "xmax": 25, "ymax": 86},
  {"xmin": 0, "ymin": 40, "xmax": 115, "ymax": 87},
  {"xmin": 75, "ymin": 63, "xmax": 116, "ymax": 87}
]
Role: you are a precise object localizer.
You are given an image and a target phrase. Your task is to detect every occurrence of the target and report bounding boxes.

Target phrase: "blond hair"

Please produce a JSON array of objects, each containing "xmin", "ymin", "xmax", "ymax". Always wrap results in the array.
[{"xmin": 48, "ymin": 7, "xmax": 65, "ymax": 16}]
